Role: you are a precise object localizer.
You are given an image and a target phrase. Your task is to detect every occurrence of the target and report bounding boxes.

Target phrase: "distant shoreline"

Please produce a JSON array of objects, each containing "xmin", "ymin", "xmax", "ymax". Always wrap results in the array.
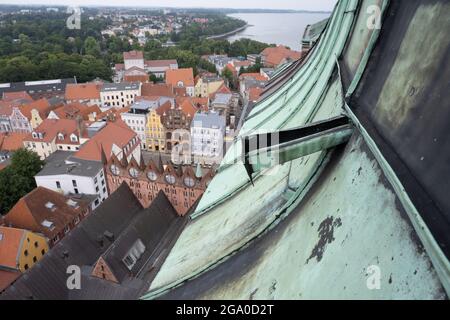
[{"xmin": 206, "ymin": 24, "xmax": 250, "ymax": 40}]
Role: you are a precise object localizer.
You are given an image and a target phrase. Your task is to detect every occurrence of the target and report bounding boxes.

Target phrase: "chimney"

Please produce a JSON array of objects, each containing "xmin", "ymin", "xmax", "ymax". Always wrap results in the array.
[{"xmin": 76, "ymin": 115, "xmax": 84, "ymax": 138}]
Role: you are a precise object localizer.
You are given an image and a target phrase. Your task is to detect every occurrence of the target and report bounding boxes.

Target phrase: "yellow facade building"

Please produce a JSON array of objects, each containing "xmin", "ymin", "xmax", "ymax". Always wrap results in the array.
[
  {"xmin": 146, "ymin": 106, "xmax": 167, "ymax": 152},
  {"xmin": 194, "ymin": 75, "xmax": 224, "ymax": 98},
  {"xmin": 0, "ymin": 226, "xmax": 49, "ymax": 273}
]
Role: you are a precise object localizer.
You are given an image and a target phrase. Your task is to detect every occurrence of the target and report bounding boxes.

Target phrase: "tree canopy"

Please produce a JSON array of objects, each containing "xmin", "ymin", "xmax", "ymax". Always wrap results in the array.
[{"xmin": 0, "ymin": 149, "xmax": 45, "ymax": 215}]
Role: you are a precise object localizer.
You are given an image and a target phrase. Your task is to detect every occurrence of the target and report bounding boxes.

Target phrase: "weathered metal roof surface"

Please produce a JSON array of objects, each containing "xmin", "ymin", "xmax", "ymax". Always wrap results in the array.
[{"xmin": 142, "ymin": 0, "xmax": 449, "ymax": 300}]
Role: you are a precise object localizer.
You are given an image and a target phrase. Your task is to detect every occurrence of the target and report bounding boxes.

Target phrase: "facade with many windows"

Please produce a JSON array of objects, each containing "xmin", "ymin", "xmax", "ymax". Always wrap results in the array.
[
  {"xmin": 100, "ymin": 83, "xmax": 141, "ymax": 109},
  {"xmin": 106, "ymin": 154, "xmax": 214, "ymax": 216}
]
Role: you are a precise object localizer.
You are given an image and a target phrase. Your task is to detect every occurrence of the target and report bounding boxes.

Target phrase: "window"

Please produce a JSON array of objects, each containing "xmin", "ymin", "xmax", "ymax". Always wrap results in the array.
[
  {"xmin": 129, "ymin": 168, "xmax": 139, "ymax": 178},
  {"xmin": 184, "ymin": 177, "xmax": 195, "ymax": 188},
  {"xmin": 34, "ymin": 241, "xmax": 38, "ymax": 248},
  {"xmin": 72, "ymin": 180, "xmax": 77, "ymax": 187},
  {"xmin": 24, "ymin": 264, "xmax": 29, "ymax": 270},
  {"xmin": 165, "ymin": 174, "xmax": 176, "ymax": 185},
  {"xmin": 64, "ymin": 226, "xmax": 70, "ymax": 234},
  {"xmin": 33, "ymin": 256, "xmax": 37, "ymax": 263},
  {"xmin": 122, "ymin": 239, "xmax": 146, "ymax": 270},
  {"xmin": 110, "ymin": 164, "xmax": 120, "ymax": 176},
  {"xmin": 147, "ymin": 171, "xmax": 158, "ymax": 181},
  {"xmin": 24, "ymin": 250, "xmax": 28, "ymax": 256},
  {"xmin": 56, "ymin": 181, "xmax": 61, "ymax": 189},
  {"xmin": 41, "ymin": 249, "xmax": 46, "ymax": 255},
  {"xmin": 74, "ymin": 188, "xmax": 79, "ymax": 194}
]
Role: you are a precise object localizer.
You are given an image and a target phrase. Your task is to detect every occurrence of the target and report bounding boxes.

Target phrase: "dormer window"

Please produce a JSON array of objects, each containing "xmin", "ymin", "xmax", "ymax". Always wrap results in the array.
[
  {"xmin": 58, "ymin": 133, "xmax": 64, "ymax": 141},
  {"xmin": 32, "ymin": 132, "xmax": 38, "ymax": 139},
  {"xmin": 70, "ymin": 134, "xmax": 78, "ymax": 143}
]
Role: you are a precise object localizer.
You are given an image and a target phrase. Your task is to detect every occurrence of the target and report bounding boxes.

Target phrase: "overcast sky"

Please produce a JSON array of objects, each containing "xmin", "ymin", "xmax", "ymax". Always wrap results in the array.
[{"xmin": 0, "ymin": 0, "xmax": 337, "ymax": 11}]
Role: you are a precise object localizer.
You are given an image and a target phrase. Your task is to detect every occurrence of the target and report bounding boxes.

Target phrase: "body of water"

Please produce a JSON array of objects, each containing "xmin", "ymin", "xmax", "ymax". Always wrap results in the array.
[{"xmin": 226, "ymin": 12, "xmax": 331, "ymax": 51}]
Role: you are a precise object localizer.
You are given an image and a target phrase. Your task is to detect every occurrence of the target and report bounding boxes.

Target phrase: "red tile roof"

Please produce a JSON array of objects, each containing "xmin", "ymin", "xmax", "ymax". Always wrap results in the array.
[
  {"xmin": 239, "ymin": 72, "xmax": 268, "ymax": 82},
  {"xmin": 191, "ymin": 97, "xmax": 209, "ymax": 111},
  {"xmin": 261, "ymin": 45, "xmax": 302, "ymax": 67},
  {"xmin": 4, "ymin": 187, "xmax": 90, "ymax": 239},
  {"xmin": 166, "ymin": 68, "xmax": 195, "ymax": 87},
  {"xmin": 123, "ymin": 50, "xmax": 144, "ymax": 60},
  {"xmin": 179, "ymin": 99, "xmax": 197, "ymax": 118},
  {"xmin": 74, "ymin": 121, "xmax": 137, "ymax": 162},
  {"xmin": 141, "ymin": 83, "xmax": 174, "ymax": 97},
  {"xmin": 115, "ymin": 63, "xmax": 125, "ymax": 71},
  {"xmin": 155, "ymin": 100, "xmax": 173, "ymax": 116},
  {"xmin": 233, "ymin": 60, "xmax": 253, "ymax": 68},
  {"xmin": 145, "ymin": 59, "xmax": 177, "ymax": 68},
  {"xmin": 2, "ymin": 91, "xmax": 33, "ymax": 102},
  {"xmin": 0, "ymin": 269, "xmax": 20, "ymax": 292},
  {"xmin": 19, "ymin": 98, "xmax": 52, "ymax": 120},
  {"xmin": 0, "ymin": 226, "xmax": 25, "ymax": 269},
  {"xmin": 248, "ymin": 87, "xmax": 264, "ymax": 102},
  {"xmin": 209, "ymin": 84, "xmax": 232, "ymax": 100},
  {"xmin": 24, "ymin": 118, "xmax": 81, "ymax": 144},
  {"xmin": 0, "ymin": 132, "xmax": 27, "ymax": 151},
  {"xmin": 65, "ymin": 83, "xmax": 101, "ymax": 101}
]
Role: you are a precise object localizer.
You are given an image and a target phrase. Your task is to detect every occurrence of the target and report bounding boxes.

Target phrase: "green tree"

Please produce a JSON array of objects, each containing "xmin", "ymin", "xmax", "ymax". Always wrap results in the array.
[
  {"xmin": 0, "ymin": 149, "xmax": 44, "ymax": 215},
  {"xmin": 84, "ymin": 36, "xmax": 101, "ymax": 57},
  {"xmin": 222, "ymin": 68, "xmax": 236, "ymax": 90}
]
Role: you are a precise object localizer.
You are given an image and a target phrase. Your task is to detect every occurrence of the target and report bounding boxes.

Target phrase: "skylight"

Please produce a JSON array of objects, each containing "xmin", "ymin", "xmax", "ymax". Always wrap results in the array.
[
  {"xmin": 41, "ymin": 220, "xmax": 54, "ymax": 228},
  {"xmin": 45, "ymin": 202, "xmax": 55, "ymax": 209}
]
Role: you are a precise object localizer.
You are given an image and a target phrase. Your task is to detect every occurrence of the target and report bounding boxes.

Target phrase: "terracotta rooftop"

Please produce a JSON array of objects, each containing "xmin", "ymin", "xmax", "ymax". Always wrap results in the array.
[
  {"xmin": 179, "ymin": 99, "xmax": 197, "ymax": 118},
  {"xmin": 123, "ymin": 50, "xmax": 144, "ymax": 61},
  {"xmin": 3, "ymin": 187, "xmax": 90, "ymax": 240},
  {"xmin": 166, "ymin": 68, "xmax": 195, "ymax": 87},
  {"xmin": 261, "ymin": 45, "xmax": 302, "ymax": 66},
  {"xmin": 115, "ymin": 63, "xmax": 125, "ymax": 71},
  {"xmin": 65, "ymin": 83, "xmax": 101, "ymax": 101},
  {"xmin": 74, "ymin": 121, "xmax": 137, "ymax": 162},
  {"xmin": 239, "ymin": 72, "xmax": 269, "ymax": 82},
  {"xmin": 248, "ymin": 87, "xmax": 264, "ymax": 102},
  {"xmin": 155, "ymin": 100, "xmax": 172, "ymax": 117},
  {"xmin": 141, "ymin": 83, "xmax": 174, "ymax": 97},
  {"xmin": 145, "ymin": 59, "xmax": 177, "ymax": 68},
  {"xmin": 52, "ymin": 103, "xmax": 102, "ymax": 121},
  {"xmin": 0, "ymin": 132, "xmax": 27, "ymax": 151},
  {"xmin": 0, "ymin": 226, "xmax": 25, "ymax": 270},
  {"xmin": 2, "ymin": 91, "xmax": 33, "ymax": 102},
  {"xmin": 24, "ymin": 118, "xmax": 82, "ymax": 144},
  {"xmin": 19, "ymin": 98, "xmax": 52, "ymax": 120},
  {"xmin": 0, "ymin": 270, "xmax": 20, "ymax": 292}
]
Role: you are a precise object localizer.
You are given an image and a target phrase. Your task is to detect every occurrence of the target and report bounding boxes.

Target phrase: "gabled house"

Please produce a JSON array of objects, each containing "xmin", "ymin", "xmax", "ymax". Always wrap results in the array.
[
  {"xmin": 65, "ymin": 83, "xmax": 102, "ymax": 106},
  {"xmin": 106, "ymin": 156, "xmax": 213, "ymax": 216},
  {"xmin": 0, "ymin": 226, "xmax": 49, "ymax": 292},
  {"xmin": 165, "ymin": 68, "xmax": 195, "ymax": 97},
  {"xmin": 23, "ymin": 118, "xmax": 88, "ymax": 159},
  {"xmin": 0, "ymin": 184, "xmax": 187, "ymax": 300},
  {"xmin": 3, "ymin": 187, "xmax": 93, "ymax": 247}
]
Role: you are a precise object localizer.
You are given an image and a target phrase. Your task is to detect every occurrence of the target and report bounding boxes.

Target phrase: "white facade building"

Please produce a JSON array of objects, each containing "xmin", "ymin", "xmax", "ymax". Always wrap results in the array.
[
  {"xmin": 100, "ymin": 82, "xmax": 141, "ymax": 109},
  {"xmin": 191, "ymin": 111, "xmax": 226, "ymax": 165},
  {"xmin": 121, "ymin": 99, "xmax": 160, "ymax": 150},
  {"xmin": 34, "ymin": 151, "xmax": 108, "ymax": 209},
  {"xmin": 123, "ymin": 51, "xmax": 145, "ymax": 70}
]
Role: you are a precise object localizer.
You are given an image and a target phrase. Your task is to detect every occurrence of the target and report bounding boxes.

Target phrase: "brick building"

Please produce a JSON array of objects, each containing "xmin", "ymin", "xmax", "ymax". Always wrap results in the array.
[{"xmin": 106, "ymin": 155, "xmax": 214, "ymax": 216}]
